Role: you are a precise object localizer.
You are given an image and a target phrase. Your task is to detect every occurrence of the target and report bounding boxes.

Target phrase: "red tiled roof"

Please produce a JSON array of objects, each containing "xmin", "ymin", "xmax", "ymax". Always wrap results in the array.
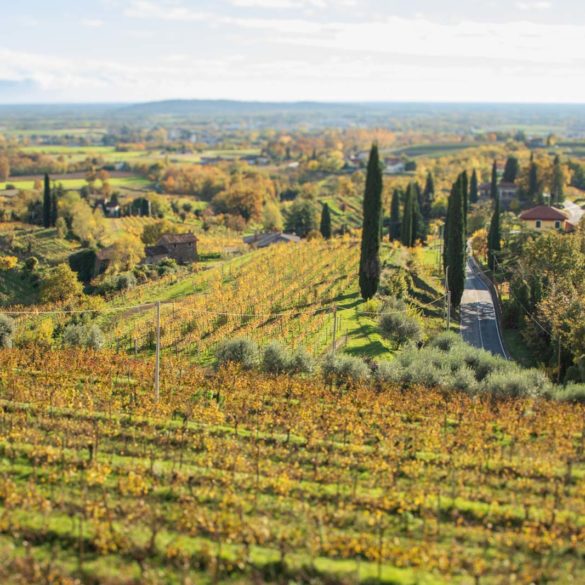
[
  {"xmin": 519, "ymin": 206, "xmax": 568, "ymax": 221},
  {"xmin": 158, "ymin": 233, "xmax": 198, "ymax": 245}
]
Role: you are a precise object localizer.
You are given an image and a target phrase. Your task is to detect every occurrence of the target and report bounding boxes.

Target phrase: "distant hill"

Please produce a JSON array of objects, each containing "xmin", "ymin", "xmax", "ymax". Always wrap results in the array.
[
  {"xmin": 115, "ymin": 99, "xmax": 358, "ymax": 116},
  {"xmin": 111, "ymin": 100, "xmax": 585, "ymax": 134}
]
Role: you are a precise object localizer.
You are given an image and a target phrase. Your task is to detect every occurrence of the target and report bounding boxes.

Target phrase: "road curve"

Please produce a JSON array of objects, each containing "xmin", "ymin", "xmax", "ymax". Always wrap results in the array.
[
  {"xmin": 460, "ymin": 258, "xmax": 508, "ymax": 358},
  {"xmin": 564, "ymin": 200, "xmax": 584, "ymax": 226}
]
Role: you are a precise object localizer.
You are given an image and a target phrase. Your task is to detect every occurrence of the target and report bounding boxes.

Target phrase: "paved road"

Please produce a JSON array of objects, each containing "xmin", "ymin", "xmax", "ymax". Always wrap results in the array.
[
  {"xmin": 460, "ymin": 258, "xmax": 508, "ymax": 358},
  {"xmin": 564, "ymin": 200, "xmax": 585, "ymax": 226}
]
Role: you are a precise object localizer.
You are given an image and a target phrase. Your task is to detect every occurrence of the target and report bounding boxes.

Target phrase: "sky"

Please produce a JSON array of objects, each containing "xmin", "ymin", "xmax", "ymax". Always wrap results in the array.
[{"xmin": 1, "ymin": 0, "xmax": 585, "ymax": 104}]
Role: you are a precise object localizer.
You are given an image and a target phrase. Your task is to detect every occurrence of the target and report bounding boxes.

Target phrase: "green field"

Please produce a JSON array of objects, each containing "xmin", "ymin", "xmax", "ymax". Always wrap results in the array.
[
  {"xmin": 1, "ymin": 176, "xmax": 151, "ymax": 191},
  {"xmin": 389, "ymin": 144, "xmax": 476, "ymax": 159},
  {"xmin": 20, "ymin": 145, "xmax": 117, "ymax": 155}
]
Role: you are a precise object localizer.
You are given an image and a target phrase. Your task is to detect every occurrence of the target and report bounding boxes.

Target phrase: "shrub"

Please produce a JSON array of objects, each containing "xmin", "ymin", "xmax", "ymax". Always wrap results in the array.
[
  {"xmin": 451, "ymin": 345, "xmax": 503, "ymax": 382},
  {"xmin": 379, "ymin": 266, "xmax": 411, "ymax": 299},
  {"xmin": 360, "ymin": 298, "xmax": 382, "ymax": 316},
  {"xmin": 0, "ymin": 314, "xmax": 15, "ymax": 348},
  {"xmin": 379, "ymin": 311, "xmax": 422, "ymax": 346},
  {"xmin": 157, "ymin": 257, "xmax": 178, "ymax": 276},
  {"xmin": 262, "ymin": 342, "xmax": 291, "ymax": 375},
  {"xmin": 287, "ymin": 346, "xmax": 314, "ymax": 375},
  {"xmin": 14, "ymin": 318, "xmax": 54, "ymax": 348},
  {"xmin": 116, "ymin": 272, "xmax": 137, "ymax": 291},
  {"xmin": 322, "ymin": 353, "xmax": 370, "ymax": 386},
  {"xmin": 405, "ymin": 360, "xmax": 446, "ymax": 388},
  {"xmin": 24, "ymin": 257, "xmax": 39, "ymax": 272},
  {"xmin": 566, "ymin": 355, "xmax": 585, "ymax": 383},
  {"xmin": 482, "ymin": 368, "xmax": 551, "ymax": 399},
  {"xmin": 374, "ymin": 360, "xmax": 403, "ymax": 386},
  {"xmin": 555, "ymin": 383, "xmax": 585, "ymax": 404},
  {"xmin": 262, "ymin": 343, "xmax": 314, "ymax": 376},
  {"xmin": 63, "ymin": 323, "xmax": 105, "ymax": 349},
  {"xmin": 216, "ymin": 338, "xmax": 259, "ymax": 370},
  {"xmin": 0, "ymin": 256, "xmax": 18, "ymax": 270},
  {"xmin": 450, "ymin": 366, "xmax": 479, "ymax": 395},
  {"xmin": 430, "ymin": 331, "xmax": 462, "ymax": 352}
]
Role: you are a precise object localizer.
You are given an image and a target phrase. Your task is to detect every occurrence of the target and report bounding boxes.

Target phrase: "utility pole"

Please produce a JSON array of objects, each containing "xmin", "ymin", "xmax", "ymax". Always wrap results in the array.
[
  {"xmin": 493, "ymin": 255, "xmax": 499, "ymax": 298},
  {"xmin": 557, "ymin": 337, "xmax": 562, "ymax": 384},
  {"xmin": 332, "ymin": 305, "xmax": 338, "ymax": 355},
  {"xmin": 155, "ymin": 301, "xmax": 161, "ymax": 403},
  {"xmin": 445, "ymin": 266, "xmax": 451, "ymax": 331}
]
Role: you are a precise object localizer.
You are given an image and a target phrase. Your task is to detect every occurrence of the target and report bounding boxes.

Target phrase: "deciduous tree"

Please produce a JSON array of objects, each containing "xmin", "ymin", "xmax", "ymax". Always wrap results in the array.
[{"xmin": 40, "ymin": 263, "xmax": 83, "ymax": 304}]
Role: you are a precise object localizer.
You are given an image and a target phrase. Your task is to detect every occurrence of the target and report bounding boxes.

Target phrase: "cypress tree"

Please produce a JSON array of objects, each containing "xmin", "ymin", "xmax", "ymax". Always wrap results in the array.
[
  {"xmin": 488, "ymin": 192, "xmax": 501, "ymax": 272},
  {"xmin": 358, "ymin": 144, "xmax": 383, "ymax": 300},
  {"xmin": 443, "ymin": 181, "xmax": 456, "ymax": 272},
  {"xmin": 421, "ymin": 171, "xmax": 434, "ymax": 220},
  {"xmin": 446, "ymin": 177, "xmax": 466, "ymax": 308},
  {"xmin": 320, "ymin": 203, "xmax": 332, "ymax": 240},
  {"xmin": 43, "ymin": 174, "xmax": 51, "ymax": 228},
  {"xmin": 401, "ymin": 183, "xmax": 414, "ymax": 247},
  {"xmin": 528, "ymin": 153, "xmax": 539, "ymax": 203},
  {"xmin": 551, "ymin": 155, "xmax": 564, "ymax": 204},
  {"xmin": 490, "ymin": 160, "xmax": 498, "ymax": 200},
  {"xmin": 502, "ymin": 156, "xmax": 519, "ymax": 183},
  {"xmin": 461, "ymin": 170, "xmax": 469, "ymax": 231},
  {"xmin": 389, "ymin": 188, "xmax": 401, "ymax": 241},
  {"xmin": 470, "ymin": 169, "xmax": 479, "ymax": 204},
  {"xmin": 413, "ymin": 184, "xmax": 427, "ymax": 244},
  {"xmin": 50, "ymin": 182, "xmax": 62, "ymax": 227}
]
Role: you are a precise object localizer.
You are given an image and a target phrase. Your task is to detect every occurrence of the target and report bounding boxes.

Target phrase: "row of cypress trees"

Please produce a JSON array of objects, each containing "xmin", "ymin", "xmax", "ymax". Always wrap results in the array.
[
  {"xmin": 389, "ymin": 173, "xmax": 434, "ymax": 246},
  {"xmin": 358, "ymin": 145, "xmax": 502, "ymax": 306},
  {"xmin": 358, "ymin": 145, "xmax": 436, "ymax": 300},
  {"xmin": 442, "ymin": 166, "xmax": 502, "ymax": 308}
]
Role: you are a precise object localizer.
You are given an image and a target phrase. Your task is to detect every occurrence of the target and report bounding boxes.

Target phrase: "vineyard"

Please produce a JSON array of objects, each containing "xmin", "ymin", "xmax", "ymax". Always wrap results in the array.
[
  {"xmin": 0, "ymin": 348, "xmax": 583, "ymax": 584},
  {"xmin": 98, "ymin": 238, "xmax": 383, "ymax": 363}
]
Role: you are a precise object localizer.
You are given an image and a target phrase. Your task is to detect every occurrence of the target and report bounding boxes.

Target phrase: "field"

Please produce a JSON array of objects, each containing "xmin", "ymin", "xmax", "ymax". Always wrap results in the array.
[
  {"xmin": 388, "ymin": 144, "xmax": 476, "ymax": 159},
  {"xmin": 101, "ymin": 238, "xmax": 377, "ymax": 362},
  {"xmin": 0, "ymin": 174, "xmax": 151, "ymax": 192},
  {"xmin": 0, "ymin": 348, "xmax": 583, "ymax": 585},
  {"xmin": 91, "ymin": 239, "xmax": 443, "ymax": 363}
]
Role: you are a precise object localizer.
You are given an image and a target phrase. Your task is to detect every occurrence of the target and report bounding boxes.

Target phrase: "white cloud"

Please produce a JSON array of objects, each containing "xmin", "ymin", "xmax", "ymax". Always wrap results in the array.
[
  {"xmin": 229, "ymin": 0, "xmax": 356, "ymax": 8},
  {"xmin": 516, "ymin": 1, "xmax": 551, "ymax": 10},
  {"xmin": 124, "ymin": 0, "xmax": 210, "ymax": 21},
  {"xmin": 81, "ymin": 19, "xmax": 105, "ymax": 28},
  {"xmin": 226, "ymin": 14, "xmax": 584, "ymax": 65},
  {"xmin": 1, "ymin": 41, "xmax": 584, "ymax": 105}
]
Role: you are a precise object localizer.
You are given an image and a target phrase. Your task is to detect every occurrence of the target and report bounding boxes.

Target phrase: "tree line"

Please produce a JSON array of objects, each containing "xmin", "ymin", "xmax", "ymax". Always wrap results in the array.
[{"xmin": 358, "ymin": 144, "xmax": 508, "ymax": 310}]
